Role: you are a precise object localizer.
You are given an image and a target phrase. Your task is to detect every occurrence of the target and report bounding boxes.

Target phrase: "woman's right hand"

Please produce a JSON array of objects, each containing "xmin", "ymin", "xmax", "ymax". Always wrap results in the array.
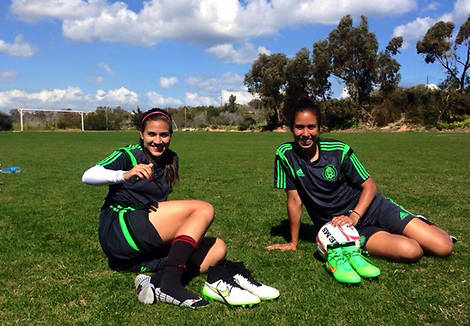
[{"xmin": 123, "ymin": 163, "xmax": 153, "ymax": 182}]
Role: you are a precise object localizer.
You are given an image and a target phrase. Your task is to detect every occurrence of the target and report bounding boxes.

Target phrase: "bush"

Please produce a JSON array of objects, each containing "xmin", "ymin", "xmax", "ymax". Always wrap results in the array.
[
  {"xmin": 0, "ymin": 112, "xmax": 13, "ymax": 131},
  {"xmin": 84, "ymin": 107, "xmax": 130, "ymax": 130},
  {"xmin": 404, "ymin": 86, "xmax": 441, "ymax": 127},
  {"xmin": 238, "ymin": 116, "xmax": 257, "ymax": 130},
  {"xmin": 370, "ymin": 88, "xmax": 407, "ymax": 126},
  {"xmin": 442, "ymin": 90, "xmax": 470, "ymax": 122},
  {"xmin": 323, "ymin": 98, "xmax": 358, "ymax": 130}
]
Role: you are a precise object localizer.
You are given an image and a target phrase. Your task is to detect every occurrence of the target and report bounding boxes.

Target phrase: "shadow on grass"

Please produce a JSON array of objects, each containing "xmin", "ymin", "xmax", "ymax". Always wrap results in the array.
[
  {"xmin": 269, "ymin": 219, "xmax": 326, "ymax": 262},
  {"xmin": 269, "ymin": 219, "xmax": 318, "ymax": 243}
]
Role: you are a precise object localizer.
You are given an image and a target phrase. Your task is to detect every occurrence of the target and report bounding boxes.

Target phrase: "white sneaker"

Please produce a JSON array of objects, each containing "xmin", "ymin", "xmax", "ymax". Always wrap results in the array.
[
  {"xmin": 233, "ymin": 273, "xmax": 280, "ymax": 301},
  {"xmin": 202, "ymin": 279, "xmax": 260, "ymax": 307},
  {"xmin": 225, "ymin": 260, "xmax": 280, "ymax": 301},
  {"xmin": 134, "ymin": 274, "xmax": 155, "ymax": 304},
  {"xmin": 202, "ymin": 265, "xmax": 260, "ymax": 307}
]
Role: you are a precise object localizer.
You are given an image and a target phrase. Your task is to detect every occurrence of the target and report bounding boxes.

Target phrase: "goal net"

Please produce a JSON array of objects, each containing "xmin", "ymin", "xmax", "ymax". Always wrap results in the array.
[{"xmin": 16, "ymin": 108, "xmax": 85, "ymax": 131}]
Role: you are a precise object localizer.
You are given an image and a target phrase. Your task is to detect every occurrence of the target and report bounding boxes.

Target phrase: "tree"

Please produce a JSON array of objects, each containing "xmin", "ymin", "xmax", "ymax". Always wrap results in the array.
[
  {"xmin": 85, "ymin": 106, "xmax": 130, "ymax": 130},
  {"xmin": 284, "ymin": 48, "xmax": 313, "ymax": 119},
  {"xmin": 377, "ymin": 37, "xmax": 403, "ymax": 93},
  {"xmin": 0, "ymin": 112, "xmax": 12, "ymax": 130},
  {"xmin": 311, "ymin": 40, "xmax": 332, "ymax": 102},
  {"xmin": 131, "ymin": 107, "xmax": 144, "ymax": 130},
  {"xmin": 245, "ymin": 53, "xmax": 288, "ymax": 128},
  {"xmin": 416, "ymin": 15, "xmax": 470, "ymax": 92},
  {"xmin": 328, "ymin": 15, "xmax": 378, "ymax": 106},
  {"xmin": 225, "ymin": 94, "xmax": 238, "ymax": 113}
]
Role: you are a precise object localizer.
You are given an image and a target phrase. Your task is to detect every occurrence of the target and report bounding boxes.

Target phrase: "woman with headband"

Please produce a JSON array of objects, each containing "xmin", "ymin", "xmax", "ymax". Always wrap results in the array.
[{"xmin": 82, "ymin": 108, "xmax": 278, "ymax": 309}]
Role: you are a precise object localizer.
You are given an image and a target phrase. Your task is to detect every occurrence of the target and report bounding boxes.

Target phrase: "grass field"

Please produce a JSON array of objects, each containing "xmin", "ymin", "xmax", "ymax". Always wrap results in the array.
[{"xmin": 0, "ymin": 131, "xmax": 469, "ymax": 325}]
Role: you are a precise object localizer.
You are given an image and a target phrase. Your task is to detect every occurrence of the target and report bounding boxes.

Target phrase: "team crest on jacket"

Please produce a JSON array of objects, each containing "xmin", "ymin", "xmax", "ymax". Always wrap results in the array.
[{"xmin": 322, "ymin": 165, "xmax": 337, "ymax": 181}]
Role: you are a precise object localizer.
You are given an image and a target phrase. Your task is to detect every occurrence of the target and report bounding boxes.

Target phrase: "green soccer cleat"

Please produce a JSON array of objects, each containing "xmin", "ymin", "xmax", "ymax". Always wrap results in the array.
[
  {"xmin": 342, "ymin": 243, "xmax": 381, "ymax": 278},
  {"xmin": 325, "ymin": 243, "xmax": 361, "ymax": 284}
]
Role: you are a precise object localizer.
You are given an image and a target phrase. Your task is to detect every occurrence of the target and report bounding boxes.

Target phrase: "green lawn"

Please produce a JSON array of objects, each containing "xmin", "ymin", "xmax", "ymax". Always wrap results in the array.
[{"xmin": 0, "ymin": 131, "xmax": 469, "ymax": 325}]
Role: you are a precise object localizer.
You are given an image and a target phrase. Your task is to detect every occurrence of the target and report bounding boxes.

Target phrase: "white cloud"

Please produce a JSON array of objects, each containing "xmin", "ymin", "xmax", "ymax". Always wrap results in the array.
[
  {"xmin": 453, "ymin": 0, "xmax": 470, "ymax": 22},
  {"xmin": 393, "ymin": 17, "xmax": 435, "ymax": 49},
  {"xmin": 0, "ymin": 86, "xmax": 139, "ymax": 110},
  {"xmin": 0, "ymin": 35, "xmax": 34, "ymax": 57},
  {"xmin": 186, "ymin": 72, "xmax": 245, "ymax": 94},
  {"xmin": 185, "ymin": 92, "xmax": 216, "ymax": 106},
  {"xmin": 146, "ymin": 91, "xmax": 182, "ymax": 106},
  {"xmin": 393, "ymin": 0, "xmax": 470, "ymax": 49},
  {"xmin": 206, "ymin": 43, "xmax": 271, "ymax": 64},
  {"xmin": 341, "ymin": 87, "xmax": 350, "ymax": 99},
  {"xmin": 425, "ymin": 83, "xmax": 439, "ymax": 90},
  {"xmin": 221, "ymin": 88, "xmax": 256, "ymax": 105},
  {"xmin": 10, "ymin": 0, "xmax": 417, "ymax": 48},
  {"xmin": 0, "ymin": 69, "xmax": 17, "ymax": 81},
  {"xmin": 10, "ymin": 0, "xmax": 104, "ymax": 22},
  {"xmin": 421, "ymin": 1, "xmax": 439, "ymax": 13},
  {"xmin": 95, "ymin": 75, "xmax": 105, "ymax": 83},
  {"xmin": 95, "ymin": 87, "xmax": 138, "ymax": 104},
  {"xmin": 98, "ymin": 62, "xmax": 113, "ymax": 74},
  {"xmin": 185, "ymin": 72, "xmax": 251, "ymax": 105},
  {"xmin": 159, "ymin": 76, "xmax": 178, "ymax": 88},
  {"xmin": 0, "ymin": 86, "xmax": 86, "ymax": 108}
]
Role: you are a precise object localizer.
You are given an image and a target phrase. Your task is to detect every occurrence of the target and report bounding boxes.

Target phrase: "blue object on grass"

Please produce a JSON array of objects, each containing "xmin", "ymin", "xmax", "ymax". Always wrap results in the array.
[{"xmin": 0, "ymin": 166, "xmax": 21, "ymax": 173}]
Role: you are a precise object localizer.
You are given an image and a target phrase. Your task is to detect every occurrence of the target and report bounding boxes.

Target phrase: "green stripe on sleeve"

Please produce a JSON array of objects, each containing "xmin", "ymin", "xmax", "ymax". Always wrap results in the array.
[
  {"xmin": 120, "ymin": 148, "xmax": 138, "ymax": 167},
  {"xmin": 319, "ymin": 141, "xmax": 345, "ymax": 149},
  {"xmin": 350, "ymin": 153, "xmax": 370, "ymax": 180},
  {"xmin": 341, "ymin": 144, "xmax": 351, "ymax": 163},
  {"xmin": 97, "ymin": 151, "xmax": 122, "ymax": 166},
  {"xmin": 276, "ymin": 158, "xmax": 286, "ymax": 188},
  {"xmin": 276, "ymin": 146, "xmax": 296, "ymax": 179}
]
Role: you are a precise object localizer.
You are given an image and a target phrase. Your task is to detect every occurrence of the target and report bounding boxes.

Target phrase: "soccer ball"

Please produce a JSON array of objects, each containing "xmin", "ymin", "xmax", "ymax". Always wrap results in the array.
[{"xmin": 316, "ymin": 222, "xmax": 360, "ymax": 259}]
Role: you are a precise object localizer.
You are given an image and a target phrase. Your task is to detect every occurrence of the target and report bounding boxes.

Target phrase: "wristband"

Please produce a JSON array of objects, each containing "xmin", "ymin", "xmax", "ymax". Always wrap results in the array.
[{"xmin": 348, "ymin": 209, "xmax": 361, "ymax": 219}]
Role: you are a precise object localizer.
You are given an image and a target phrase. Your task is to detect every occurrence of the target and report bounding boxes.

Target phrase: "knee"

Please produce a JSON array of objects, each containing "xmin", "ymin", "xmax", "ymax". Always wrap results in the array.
[
  {"xmin": 197, "ymin": 201, "xmax": 215, "ymax": 224},
  {"xmin": 430, "ymin": 238, "xmax": 453, "ymax": 257},
  {"xmin": 213, "ymin": 238, "xmax": 227, "ymax": 260},
  {"xmin": 398, "ymin": 240, "xmax": 424, "ymax": 262}
]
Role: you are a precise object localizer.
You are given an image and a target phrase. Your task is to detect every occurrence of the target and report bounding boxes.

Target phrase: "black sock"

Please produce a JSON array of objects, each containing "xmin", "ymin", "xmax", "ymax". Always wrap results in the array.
[
  {"xmin": 182, "ymin": 237, "xmax": 218, "ymax": 285},
  {"xmin": 157, "ymin": 235, "xmax": 200, "ymax": 301}
]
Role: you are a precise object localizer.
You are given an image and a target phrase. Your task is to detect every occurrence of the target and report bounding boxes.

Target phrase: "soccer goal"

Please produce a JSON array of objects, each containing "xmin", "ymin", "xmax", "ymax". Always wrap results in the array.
[{"xmin": 17, "ymin": 108, "xmax": 86, "ymax": 131}]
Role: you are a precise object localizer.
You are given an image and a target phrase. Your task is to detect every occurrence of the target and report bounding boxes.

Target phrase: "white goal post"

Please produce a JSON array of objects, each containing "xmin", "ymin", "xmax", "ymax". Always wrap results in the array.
[{"xmin": 17, "ymin": 108, "xmax": 86, "ymax": 131}]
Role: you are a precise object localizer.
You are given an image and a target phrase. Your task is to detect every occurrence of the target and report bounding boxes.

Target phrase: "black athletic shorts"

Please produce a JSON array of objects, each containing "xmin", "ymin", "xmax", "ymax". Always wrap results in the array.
[
  {"xmin": 98, "ymin": 205, "xmax": 168, "ymax": 273},
  {"xmin": 356, "ymin": 194, "xmax": 415, "ymax": 247}
]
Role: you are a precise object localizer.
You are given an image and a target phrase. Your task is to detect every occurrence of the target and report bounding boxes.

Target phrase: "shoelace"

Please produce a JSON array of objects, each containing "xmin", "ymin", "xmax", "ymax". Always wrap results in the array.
[
  {"xmin": 345, "ymin": 248, "xmax": 374, "ymax": 268},
  {"xmin": 329, "ymin": 249, "xmax": 349, "ymax": 267},
  {"xmin": 236, "ymin": 267, "xmax": 262, "ymax": 286}
]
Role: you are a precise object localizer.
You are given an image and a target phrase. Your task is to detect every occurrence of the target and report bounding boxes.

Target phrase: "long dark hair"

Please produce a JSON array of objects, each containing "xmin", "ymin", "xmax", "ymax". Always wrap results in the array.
[{"xmin": 139, "ymin": 108, "xmax": 179, "ymax": 188}]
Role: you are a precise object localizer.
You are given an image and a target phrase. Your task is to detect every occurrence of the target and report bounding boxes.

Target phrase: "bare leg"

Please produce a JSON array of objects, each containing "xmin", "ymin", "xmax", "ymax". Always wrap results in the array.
[
  {"xmin": 148, "ymin": 200, "xmax": 215, "ymax": 242},
  {"xmin": 365, "ymin": 218, "xmax": 453, "ymax": 262},
  {"xmin": 401, "ymin": 218, "xmax": 453, "ymax": 257},
  {"xmin": 198, "ymin": 238, "xmax": 227, "ymax": 273},
  {"xmin": 366, "ymin": 231, "xmax": 423, "ymax": 262}
]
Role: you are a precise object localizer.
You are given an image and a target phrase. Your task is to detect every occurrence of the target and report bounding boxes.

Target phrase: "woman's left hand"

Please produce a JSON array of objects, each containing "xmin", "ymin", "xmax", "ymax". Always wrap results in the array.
[{"xmin": 331, "ymin": 214, "xmax": 357, "ymax": 227}]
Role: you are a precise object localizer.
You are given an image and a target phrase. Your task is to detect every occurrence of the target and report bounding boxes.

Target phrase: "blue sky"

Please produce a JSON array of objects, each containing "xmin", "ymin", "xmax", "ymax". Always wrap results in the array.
[{"xmin": 1, "ymin": 0, "xmax": 469, "ymax": 113}]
